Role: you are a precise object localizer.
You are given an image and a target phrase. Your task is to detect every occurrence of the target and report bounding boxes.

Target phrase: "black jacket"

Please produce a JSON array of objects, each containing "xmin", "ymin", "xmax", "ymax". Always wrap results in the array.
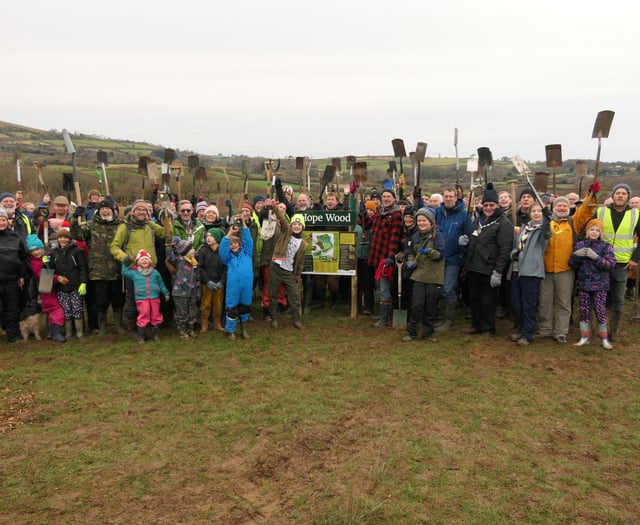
[
  {"xmin": 0, "ymin": 228, "xmax": 30, "ymax": 281},
  {"xmin": 50, "ymin": 243, "xmax": 88, "ymax": 291},
  {"xmin": 464, "ymin": 208, "xmax": 513, "ymax": 276}
]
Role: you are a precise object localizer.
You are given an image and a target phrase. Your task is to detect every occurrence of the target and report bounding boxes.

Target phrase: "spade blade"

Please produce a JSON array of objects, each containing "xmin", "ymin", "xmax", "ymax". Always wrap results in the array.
[
  {"xmin": 592, "ymin": 110, "xmax": 614, "ymax": 139},
  {"xmin": 391, "ymin": 138, "xmax": 406, "ymax": 158},
  {"xmin": 545, "ymin": 144, "xmax": 563, "ymax": 168}
]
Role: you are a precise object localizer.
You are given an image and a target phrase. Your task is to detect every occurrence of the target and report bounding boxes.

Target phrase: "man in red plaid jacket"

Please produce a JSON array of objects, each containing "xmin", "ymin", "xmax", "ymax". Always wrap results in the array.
[{"xmin": 365, "ymin": 188, "xmax": 403, "ymax": 327}]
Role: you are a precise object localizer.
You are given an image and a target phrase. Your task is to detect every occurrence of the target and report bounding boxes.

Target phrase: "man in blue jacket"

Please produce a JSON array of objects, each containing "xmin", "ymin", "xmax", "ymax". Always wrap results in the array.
[{"xmin": 433, "ymin": 188, "xmax": 472, "ymax": 331}]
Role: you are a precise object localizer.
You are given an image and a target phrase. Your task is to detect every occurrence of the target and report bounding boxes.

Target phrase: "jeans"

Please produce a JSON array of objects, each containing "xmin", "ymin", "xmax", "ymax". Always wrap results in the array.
[{"xmin": 442, "ymin": 263, "xmax": 460, "ymax": 304}]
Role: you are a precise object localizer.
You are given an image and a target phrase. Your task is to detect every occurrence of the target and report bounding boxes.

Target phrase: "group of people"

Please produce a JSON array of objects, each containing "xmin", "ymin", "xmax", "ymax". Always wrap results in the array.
[{"xmin": 0, "ymin": 174, "xmax": 638, "ymax": 350}]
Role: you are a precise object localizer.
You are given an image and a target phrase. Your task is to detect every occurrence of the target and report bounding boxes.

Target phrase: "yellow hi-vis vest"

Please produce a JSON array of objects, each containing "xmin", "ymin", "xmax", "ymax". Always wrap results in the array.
[{"xmin": 598, "ymin": 206, "xmax": 639, "ymax": 264}]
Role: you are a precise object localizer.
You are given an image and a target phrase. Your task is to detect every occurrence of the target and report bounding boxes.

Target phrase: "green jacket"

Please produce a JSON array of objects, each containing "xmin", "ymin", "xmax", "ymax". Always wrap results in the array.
[
  {"xmin": 71, "ymin": 214, "xmax": 123, "ymax": 281},
  {"xmin": 110, "ymin": 215, "xmax": 166, "ymax": 266},
  {"xmin": 171, "ymin": 218, "xmax": 206, "ymax": 252}
]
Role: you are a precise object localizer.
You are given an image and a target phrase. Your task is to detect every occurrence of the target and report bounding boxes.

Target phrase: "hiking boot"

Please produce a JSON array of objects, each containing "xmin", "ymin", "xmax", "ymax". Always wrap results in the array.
[
  {"xmin": 510, "ymin": 333, "xmax": 521, "ymax": 342},
  {"xmin": 402, "ymin": 335, "xmax": 415, "ymax": 342},
  {"xmin": 516, "ymin": 337, "xmax": 530, "ymax": 347},
  {"xmin": 554, "ymin": 335, "xmax": 567, "ymax": 344}
]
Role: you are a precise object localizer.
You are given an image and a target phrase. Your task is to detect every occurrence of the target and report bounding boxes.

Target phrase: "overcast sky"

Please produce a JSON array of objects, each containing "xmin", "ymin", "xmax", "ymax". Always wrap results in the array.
[{"xmin": 3, "ymin": 0, "xmax": 639, "ymax": 163}]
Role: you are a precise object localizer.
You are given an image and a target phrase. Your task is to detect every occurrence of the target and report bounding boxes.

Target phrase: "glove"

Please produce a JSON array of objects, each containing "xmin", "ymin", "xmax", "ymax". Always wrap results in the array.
[
  {"xmin": 542, "ymin": 207, "xmax": 552, "ymax": 219},
  {"xmin": 206, "ymin": 280, "xmax": 216, "ymax": 291},
  {"xmin": 490, "ymin": 271, "xmax": 502, "ymax": 288},
  {"xmin": 413, "ymin": 186, "xmax": 421, "ymax": 200},
  {"xmin": 224, "ymin": 199, "xmax": 233, "ymax": 208},
  {"xmin": 395, "ymin": 253, "xmax": 405, "ymax": 263},
  {"xmin": 275, "ymin": 177, "xmax": 282, "ymax": 190},
  {"xmin": 42, "ymin": 255, "xmax": 50, "ymax": 264},
  {"xmin": 458, "ymin": 234, "xmax": 469, "ymax": 246},
  {"xmin": 511, "ymin": 249, "xmax": 519, "ymax": 261},
  {"xmin": 585, "ymin": 247, "xmax": 599, "ymax": 260},
  {"xmin": 74, "ymin": 205, "xmax": 86, "ymax": 217},
  {"xmin": 419, "ymin": 247, "xmax": 430, "ymax": 255},
  {"xmin": 573, "ymin": 247, "xmax": 587, "ymax": 258},
  {"xmin": 152, "ymin": 183, "xmax": 159, "ymax": 192},
  {"xmin": 78, "ymin": 283, "xmax": 87, "ymax": 296},
  {"xmin": 349, "ymin": 181, "xmax": 360, "ymax": 194},
  {"xmin": 589, "ymin": 181, "xmax": 601, "ymax": 194},
  {"xmin": 384, "ymin": 257, "xmax": 394, "ymax": 267},
  {"xmin": 123, "ymin": 255, "xmax": 133, "ymax": 267},
  {"xmin": 157, "ymin": 208, "xmax": 172, "ymax": 222},
  {"xmin": 212, "ymin": 281, "xmax": 223, "ymax": 290},
  {"xmin": 407, "ymin": 261, "xmax": 416, "ymax": 270}
]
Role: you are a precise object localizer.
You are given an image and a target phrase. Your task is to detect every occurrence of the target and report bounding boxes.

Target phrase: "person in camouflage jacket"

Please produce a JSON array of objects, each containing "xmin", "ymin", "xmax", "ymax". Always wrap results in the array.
[{"xmin": 71, "ymin": 198, "xmax": 125, "ymax": 335}]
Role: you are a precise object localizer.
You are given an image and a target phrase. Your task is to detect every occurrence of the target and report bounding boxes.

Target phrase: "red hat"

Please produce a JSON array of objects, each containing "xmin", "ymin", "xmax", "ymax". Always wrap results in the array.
[
  {"xmin": 241, "ymin": 201, "xmax": 253, "ymax": 212},
  {"xmin": 56, "ymin": 220, "xmax": 72, "ymax": 238},
  {"xmin": 135, "ymin": 249, "xmax": 152, "ymax": 264}
]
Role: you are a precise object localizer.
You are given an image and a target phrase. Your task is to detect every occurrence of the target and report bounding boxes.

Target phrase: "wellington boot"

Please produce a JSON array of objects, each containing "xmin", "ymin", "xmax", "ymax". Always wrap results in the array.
[
  {"xmin": 240, "ymin": 322, "xmax": 249, "ymax": 340},
  {"xmin": 373, "ymin": 303, "xmax": 390, "ymax": 328},
  {"xmin": 151, "ymin": 325, "xmax": 160, "ymax": 342},
  {"xmin": 65, "ymin": 320, "xmax": 74, "ymax": 339},
  {"xmin": 199, "ymin": 318, "xmax": 209, "ymax": 334},
  {"xmin": 610, "ymin": 311, "xmax": 621, "ymax": 342},
  {"xmin": 213, "ymin": 319, "xmax": 225, "ymax": 332},
  {"xmin": 113, "ymin": 308, "xmax": 127, "ymax": 336},
  {"xmin": 96, "ymin": 312, "xmax": 107, "ymax": 337},
  {"xmin": 135, "ymin": 326, "xmax": 146, "ymax": 344},
  {"xmin": 292, "ymin": 310, "xmax": 303, "ymax": 329},
  {"xmin": 188, "ymin": 323, "xmax": 197, "ymax": 338},
  {"xmin": 74, "ymin": 318, "xmax": 84, "ymax": 339},
  {"xmin": 435, "ymin": 302, "xmax": 456, "ymax": 333},
  {"xmin": 573, "ymin": 337, "xmax": 591, "ymax": 347},
  {"xmin": 51, "ymin": 324, "xmax": 66, "ymax": 343}
]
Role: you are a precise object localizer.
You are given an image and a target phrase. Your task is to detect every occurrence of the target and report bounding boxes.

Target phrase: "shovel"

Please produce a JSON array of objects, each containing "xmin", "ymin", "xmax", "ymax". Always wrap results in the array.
[
  {"xmin": 317, "ymin": 165, "xmax": 336, "ymax": 203},
  {"xmin": 592, "ymin": 109, "xmax": 614, "ymax": 183},
  {"xmin": 392, "ymin": 259, "xmax": 407, "ymax": 329},
  {"xmin": 545, "ymin": 144, "xmax": 562, "ymax": 196}
]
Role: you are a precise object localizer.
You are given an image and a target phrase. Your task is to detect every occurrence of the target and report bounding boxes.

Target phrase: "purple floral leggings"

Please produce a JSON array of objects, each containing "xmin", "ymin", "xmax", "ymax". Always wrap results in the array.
[{"xmin": 578, "ymin": 289, "xmax": 607, "ymax": 325}]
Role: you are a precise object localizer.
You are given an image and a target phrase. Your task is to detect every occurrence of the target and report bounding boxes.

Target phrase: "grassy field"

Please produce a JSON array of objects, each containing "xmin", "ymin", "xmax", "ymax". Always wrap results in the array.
[{"xmin": 1, "ymin": 303, "xmax": 639, "ymax": 524}]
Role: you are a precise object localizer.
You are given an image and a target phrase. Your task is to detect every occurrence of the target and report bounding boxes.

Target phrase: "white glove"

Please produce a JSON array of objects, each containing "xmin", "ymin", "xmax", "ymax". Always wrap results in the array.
[
  {"xmin": 490, "ymin": 271, "xmax": 502, "ymax": 288},
  {"xmin": 458, "ymin": 234, "xmax": 469, "ymax": 246}
]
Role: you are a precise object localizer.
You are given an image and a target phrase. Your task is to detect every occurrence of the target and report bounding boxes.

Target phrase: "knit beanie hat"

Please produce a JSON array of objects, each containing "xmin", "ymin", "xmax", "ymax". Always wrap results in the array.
[
  {"xmin": 130, "ymin": 199, "xmax": 147, "ymax": 213},
  {"xmin": 0, "ymin": 192, "xmax": 16, "ymax": 202},
  {"xmin": 205, "ymin": 204, "xmax": 220, "ymax": 218},
  {"xmin": 241, "ymin": 201, "xmax": 253, "ymax": 212},
  {"xmin": 381, "ymin": 188, "xmax": 396, "ymax": 200},
  {"xmin": 26, "ymin": 233, "xmax": 44, "ymax": 251},
  {"xmin": 585, "ymin": 218, "xmax": 604, "ymax": 235},
  {"xmin": 552, "ymin": 196, "xmax": 570, "ymax": 210},
  {"xmin": 195, "ymin": 201, "xmax": 209, "ymax": 214},
  {"xmin": 98, "ymin": 199, "xmax": 115, "ymax": 211},
  {"xmin": 0, "ymin": 208, "xmax": 8, "ymax": 219},
  {"xmin": 56, "ymin": 221, "xmax": 71, "ymax": 238},
  {"xmin": 253, "ymin": 195, "xmax": 265, "ymax": 207},
  {"xmin": 482, "ymin": 183, "xmax": 499, "ymax": 204},
  {"xmin": 518, "ymin": 187, "xmax": 535, "ymax": 201},
  {"xmin": 207, "ymin": 227, "xmax": 224, "ymax": 243},
  {"xmin": 403, "ymin": 205, "xmax": 415, "ymax": 217},
  {"xmin": 136, "ymin": 249, "xmax": 152, "ymax": 265},
  {"xmin": 175, "ymin": 239, "xmax": 194, "ymax": 255},
  {"xmin": 611, "ymin": 183, "xmax": 632, "ymax": 198},
  {"xmin": 415, "ymin": 207, "xmax": 435, "ymax": 225},
  {"xmin": 365, "ymin": 201, "xmax": 377, "ymax": 212},
  {"xmin": 291, "ymin": 213, "xmax": 305, "ymax": 228}
]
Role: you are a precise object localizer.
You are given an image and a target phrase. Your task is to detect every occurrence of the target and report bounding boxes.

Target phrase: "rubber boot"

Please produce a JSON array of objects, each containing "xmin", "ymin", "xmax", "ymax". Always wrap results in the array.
[
  {"xmin": 303, "ymin": 289, "xmax": 313, "ymax": 315},
  {"xmin": 188, "ymin": 322, "xmax": 197, "ymax": 338},
  {"xmin": 74, "ymin": 318, "xmax": 84, "ymax": 339},
  {"xmin": 178, "ymin": 323, "xmax": 189, "ymax": 339},
  {"xmin": 135, "ymin": 326, "xmax": 146, "ymax": 344},
  {"xmin": 199, "ymin": 318, "xmax": 209, "ymax": 334},
  {"xmin": 270, "ymin": 306, "xmax": 279, "ymax": 329},
  {"xmin": 97, "ymin": 312, "xmax": 107, "ymax": 337},
  {"xmin": 240, "ymin": 322, "xmax": 249, "ymax": 339},
  {"xmin": 51, "ymin": 324, "xmax": 66, "ymax": 343},
  {"xmin": 373, "ymin": 303, "xmax": 390, "ymax": 328},
  {"xmin": 598, "ymin": 323, "xmax": 613, "ymax": 349},
  {"xmin": 435, "ymin": 302, "xmax": 456, "ymax": 332},
  {"xmin": 65, "ymin": 320, "xmax": 74, "ymax": 339},
  {"xmin": 574, "ymin": 322, "xmax": 591, "ymax": 346},
  {"xmin": 151, "ymin": 325, "xmax": 160, "ymax": 342},
  {"xmin": 292, "ymin": 309, "xmax": 303, "ymax": 329},
  {"xmin": 610, "ymin": 311, "xmax": 621, "ymax": 342},
  {"xmin": 213, "ymin": 318, "xmax": 225, "ymax": 332},
  {"xmin": 113, "ymin": 308, "xmax": 127, "ymax": 336}
]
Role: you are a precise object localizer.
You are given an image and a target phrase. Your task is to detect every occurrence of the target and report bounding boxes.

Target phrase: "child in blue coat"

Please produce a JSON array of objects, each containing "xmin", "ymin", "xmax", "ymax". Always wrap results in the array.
[{"xmin": 219, "ymin": 216, "xmax": 254, "ymax": 341}]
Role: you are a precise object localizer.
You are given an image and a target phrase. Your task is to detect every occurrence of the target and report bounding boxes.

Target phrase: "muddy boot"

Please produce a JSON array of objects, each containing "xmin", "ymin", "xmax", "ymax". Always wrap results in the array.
[
  {"xmin": 151, "ymin": 325, "xmax": 160, "ymax": 342},
  {"xmin": 610, "ymin": 311, "xmax": 621, "ymax": 342},
  {"xmin": 213, "ymin": 318, "xmax": 225, "ymax": 332},
  {"xmin": 373, "ymin": 303, "xmax": 390, "ymax": 328},
  {"xmin": 135, "ymin": 326, "xmax": 146, "ymax": 344},
  {"xmin": 598, "ymin": 323, "xmax": 613, "ymax": 349},
  {"xmin": 228, "ymin": 331, "xmax": 236, "ymax": 341},
  {"xmin": 270, "ymin": 306, "xmax": 279, "ymax": 329},
  {"xmin": 240, "ymin": 322, "xmax": 249, "ymax": 339},
  {"xmin": 113, "ymin": 308, "xmax": 127, "ymax": 336},
  {"xmin": 435, "ymin": 302, "xmax": 456, "ymax": 333},
  {"xmin": 96, "ymin": 312, "xmax": 107, "ymax": 337},
  {"xmin": 292, "ymin": 309, "xmax": 303, "ymax": 329},
  {"xmin": 74, "ymin": 318, "xmax": 84, "ymax": 339},
  {"xmin": 65, "ymin": 319, "xmax": 74, "ymax": 339},
  {"xmin": 178, "ymin": 323, "xmax": 189, "ymax": 339},
  {"xmin": 188, "ymin": 323, "xmax": 197, "ymax": 338},
  {"xmin": 51, "ymin": 324, "xmax": 66, "ymax": 343},
  {"xmin": 199, "ymin": 318, "xmax": 209, "ymax": 334}
]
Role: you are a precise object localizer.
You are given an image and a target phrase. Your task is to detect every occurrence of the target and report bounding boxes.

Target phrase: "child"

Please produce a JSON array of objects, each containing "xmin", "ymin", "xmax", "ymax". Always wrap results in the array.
[
  {"xmin": 121, "ymin": 249, "xmax": 170, "ymax": 344},
  {"xmin": 508, "ymin": 202, "xmax": 552, "ymax": 346},
  {"xmin": 167, "ymin": 237, "xmax": 202, "ymax": 339},
  {"xmin": 50, "ymin": 222, "xmax": 88, "ymax": 339},
  {"xmin": 26, "ymin": 234, "xmax": 66, "ymax": 342},
  {"xmin": 219, "ymin": 216, "xmax": 254, "ymax": 341},
  {"xmin": 569, "ymin": 218, "xmax": 616, "ymax": 349},
  {"xmin": 196, "ymin": 228, "xmax": 227, "ymax": 333},
  {"xmin": 402, "ymin": 208, "xmax": 445, "ymax": 342},
  {"xmin": 268, "ymin": 206, "xmax": 308, "ymax": 329}
]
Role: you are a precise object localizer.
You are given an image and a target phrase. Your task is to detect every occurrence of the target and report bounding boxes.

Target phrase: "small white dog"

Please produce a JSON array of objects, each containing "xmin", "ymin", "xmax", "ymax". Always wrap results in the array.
[{"xmin": 19, "ymin": 311, "xmax": 42, "ymax": 341}]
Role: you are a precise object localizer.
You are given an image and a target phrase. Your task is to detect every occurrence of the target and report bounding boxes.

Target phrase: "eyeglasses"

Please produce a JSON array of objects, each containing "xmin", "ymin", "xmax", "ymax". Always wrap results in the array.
[{"xmin": 179, "ymin": 209, "xmax": 192, "ymax": 213}]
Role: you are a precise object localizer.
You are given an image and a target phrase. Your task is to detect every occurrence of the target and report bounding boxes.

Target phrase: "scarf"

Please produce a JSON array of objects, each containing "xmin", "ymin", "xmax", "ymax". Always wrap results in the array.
[{"xmin": 518, "ymin": 220, "xmax": 542, "ymax": 252}]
